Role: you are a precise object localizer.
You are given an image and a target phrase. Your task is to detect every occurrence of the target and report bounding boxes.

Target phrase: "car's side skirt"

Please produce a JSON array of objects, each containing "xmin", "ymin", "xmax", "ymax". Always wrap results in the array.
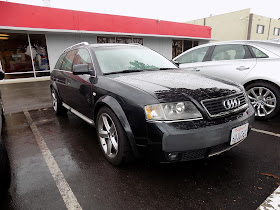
[{"xmin": 62, "ymin": 103, "xmax": 95, "ymax": 126}]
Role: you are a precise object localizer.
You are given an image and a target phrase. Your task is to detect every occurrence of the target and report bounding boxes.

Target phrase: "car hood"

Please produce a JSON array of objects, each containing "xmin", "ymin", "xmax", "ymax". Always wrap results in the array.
[{"xmin": 109, "ymin": 70, "xmax": 242, "ymax": 102}]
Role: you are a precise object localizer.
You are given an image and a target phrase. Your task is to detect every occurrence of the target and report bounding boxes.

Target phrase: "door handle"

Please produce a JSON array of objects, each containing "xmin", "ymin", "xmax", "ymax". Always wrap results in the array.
[
  {"xmin": 236, "ymin": 66, "xmax": 250, "ymax": 71},
  {"xmin": 191, "ymin": 68, "xmax": 200, "ymax": 72}
]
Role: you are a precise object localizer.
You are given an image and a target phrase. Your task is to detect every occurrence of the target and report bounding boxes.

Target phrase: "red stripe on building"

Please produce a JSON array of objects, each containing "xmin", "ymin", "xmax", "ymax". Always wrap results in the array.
[{"xmin": 0, "ymin": 2, "xmax": 211, "ymax": 38}]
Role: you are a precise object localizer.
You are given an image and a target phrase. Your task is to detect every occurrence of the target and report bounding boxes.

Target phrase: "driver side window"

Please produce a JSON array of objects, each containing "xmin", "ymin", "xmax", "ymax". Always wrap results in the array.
[{"xmin": 175, "ymin": 47, "xmax": 209, "ymax": 64}]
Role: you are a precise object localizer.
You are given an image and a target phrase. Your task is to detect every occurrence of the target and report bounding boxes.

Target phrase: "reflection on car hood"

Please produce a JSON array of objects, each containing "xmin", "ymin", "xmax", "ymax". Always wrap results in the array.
[{"xmin": 110, "ymin": 69, "xmax": 242, "ymax": 102}]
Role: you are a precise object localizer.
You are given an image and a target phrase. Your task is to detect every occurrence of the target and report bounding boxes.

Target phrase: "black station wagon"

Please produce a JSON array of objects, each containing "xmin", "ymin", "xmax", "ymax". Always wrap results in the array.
[{"xmin": 50, "ymin": 42, "xmax": 255, "ymax": 165}]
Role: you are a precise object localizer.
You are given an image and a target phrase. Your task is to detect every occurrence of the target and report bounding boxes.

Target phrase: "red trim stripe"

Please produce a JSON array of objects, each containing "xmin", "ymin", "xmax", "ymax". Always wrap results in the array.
[{"xmin": 0, "ymin": 2, "xmax": 211, "ymax": 38}]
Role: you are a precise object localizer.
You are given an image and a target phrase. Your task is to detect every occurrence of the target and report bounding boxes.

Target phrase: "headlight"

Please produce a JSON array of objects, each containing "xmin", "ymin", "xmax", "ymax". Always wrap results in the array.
[{"xmin": 144, "ymin": 101, "xmax": 202, "ymax": 121}]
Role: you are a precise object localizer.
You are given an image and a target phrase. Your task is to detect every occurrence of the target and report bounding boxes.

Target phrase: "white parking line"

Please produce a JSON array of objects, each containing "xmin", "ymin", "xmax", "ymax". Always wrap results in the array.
[
  {"xmin": 251, "ymin": 127, "xmax": 280, "ymax": 209},
  {"xmin": 258, "ymin": 187, "xmax": 280, "ymax": 210},
  {"xmin": 252, "ymin": 128, "xmax": 280, "ymax": 138},
  {"xmin": 22, "ymin": 107, "xmax": 82, "ymax": 210}
]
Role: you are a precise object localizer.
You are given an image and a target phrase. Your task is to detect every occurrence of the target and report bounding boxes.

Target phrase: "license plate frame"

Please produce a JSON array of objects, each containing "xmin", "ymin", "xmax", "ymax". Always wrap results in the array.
[{"xmin": 230, "ymin": 123, "xmax": 249, "ymax": 145}]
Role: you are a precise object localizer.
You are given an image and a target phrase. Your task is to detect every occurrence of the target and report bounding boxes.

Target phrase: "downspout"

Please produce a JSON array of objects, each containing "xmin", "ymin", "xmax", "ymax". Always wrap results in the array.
[{"xmin": 247, "ymin": 14, "xmax": 253, "ymax": 40}]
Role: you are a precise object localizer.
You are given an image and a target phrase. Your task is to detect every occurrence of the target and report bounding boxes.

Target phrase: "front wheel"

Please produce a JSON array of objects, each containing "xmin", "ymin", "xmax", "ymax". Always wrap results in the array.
[
  {"xmin": 96, "ymin": 107, "xmax": 133, "ymax": 165},
  {"xmin": 246, "ymin": 82, "xmax": 280, "ymax": 119}
]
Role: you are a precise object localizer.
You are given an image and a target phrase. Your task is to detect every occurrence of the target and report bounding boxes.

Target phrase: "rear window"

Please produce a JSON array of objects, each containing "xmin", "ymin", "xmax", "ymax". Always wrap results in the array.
[{"xmin": 250, "ymin": 46, "xmax": 269, "ymax": 58}]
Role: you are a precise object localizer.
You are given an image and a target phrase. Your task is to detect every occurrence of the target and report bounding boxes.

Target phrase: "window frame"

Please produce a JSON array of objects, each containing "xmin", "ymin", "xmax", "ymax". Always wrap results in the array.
[
  {"xmin": 256, "ymin": 25, "xmax": 265, "ymax": 34},
  {"xmin": 273, "ymin": 27, "xmax": 280, "ymax": 36}
]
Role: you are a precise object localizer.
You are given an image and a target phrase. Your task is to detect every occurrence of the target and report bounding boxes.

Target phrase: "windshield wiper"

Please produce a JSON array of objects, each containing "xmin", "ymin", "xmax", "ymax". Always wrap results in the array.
[
  {"xmin": 104, "ymin": 69, "xmax": 143, "ymax": 75},
  {"xmin": 103, "ymin": 68, "xmax": 176, "ymax": 75}
]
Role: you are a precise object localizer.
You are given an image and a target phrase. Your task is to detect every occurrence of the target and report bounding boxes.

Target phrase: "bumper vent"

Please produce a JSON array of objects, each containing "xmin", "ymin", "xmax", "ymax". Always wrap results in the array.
[{"xmin": 201, "ymin": 93, "xmax": 248, "ymax": 118}]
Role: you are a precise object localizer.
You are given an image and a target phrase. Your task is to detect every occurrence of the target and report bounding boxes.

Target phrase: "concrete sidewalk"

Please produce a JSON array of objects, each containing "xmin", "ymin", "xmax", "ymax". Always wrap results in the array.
[{"xmin": 0, "ymin": 80, "xmax": 52, "ymax": 114}]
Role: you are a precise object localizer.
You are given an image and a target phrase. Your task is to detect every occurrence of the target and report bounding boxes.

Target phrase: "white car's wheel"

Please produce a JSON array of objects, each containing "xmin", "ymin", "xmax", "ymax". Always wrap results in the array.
[{"xmin": 246, "ymin": 82, "xmax": 280, "ymax": 119}]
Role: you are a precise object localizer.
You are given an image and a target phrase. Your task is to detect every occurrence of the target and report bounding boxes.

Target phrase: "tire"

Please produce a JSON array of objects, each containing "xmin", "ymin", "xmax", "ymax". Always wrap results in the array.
[
  {"xmin": 1, "ymin": 101, "xmax": 5, "ymax": 123},
  {"xmin": 96, "ymin": 107, "xmax": 133, "ymax": 165},
  {"xmin": 51, "ymin": 88, "xmax": 68, "ymax": 115},
  {"xmin": 245, "ymin": 82, "xmax": 280, "ymax": 119},
  {"xmin": 0, "ymin": 141, "xmax": 11, "ymax": 196}
]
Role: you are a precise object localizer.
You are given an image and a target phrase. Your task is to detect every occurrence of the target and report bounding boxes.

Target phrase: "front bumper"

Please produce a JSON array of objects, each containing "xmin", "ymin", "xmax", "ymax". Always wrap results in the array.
[{"xmin": 145, "ymin": 105, "xmax": 255, "ymax": 162}]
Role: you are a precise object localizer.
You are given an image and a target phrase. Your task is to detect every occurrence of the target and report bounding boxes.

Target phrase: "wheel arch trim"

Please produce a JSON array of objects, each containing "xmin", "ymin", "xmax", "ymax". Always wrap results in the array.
[{"xmin": 93, "ymin": 95, "xmax": 139, "ymax": 157}]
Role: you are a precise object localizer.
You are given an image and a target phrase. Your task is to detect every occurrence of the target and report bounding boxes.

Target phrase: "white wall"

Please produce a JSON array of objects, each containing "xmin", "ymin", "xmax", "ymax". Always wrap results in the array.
[
  {"xmin": 46, "ymin": 33, "xmax": 206, "ymax": 69},
  {"xmin": 46, "ymin": 33, "xmax": 97, "ymax": 70},
  {"xmin": 143, "ymin": 37, "xmax": 173, "ymax": 59}
]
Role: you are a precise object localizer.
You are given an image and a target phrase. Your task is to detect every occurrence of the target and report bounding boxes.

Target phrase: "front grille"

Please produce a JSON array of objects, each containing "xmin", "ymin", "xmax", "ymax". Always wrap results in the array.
[
  {"xmin": 180, "ymin": 148, "xmax": 207, "ymax": 161},
  {"xmin": 179, "ymin": 141, "xmax": 242, "ymax": 161},
  {"xmin": 201, "ymin": 93, "xmax": 248, "ymax": 118}
]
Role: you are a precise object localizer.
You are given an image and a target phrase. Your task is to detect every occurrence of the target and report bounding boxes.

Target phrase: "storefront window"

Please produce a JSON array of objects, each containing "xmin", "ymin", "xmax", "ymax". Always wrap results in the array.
[
  {"xmin": 0, "ymin": 33, "xmax": 33, "ymax": 79},
  {"xmin": 172, "ymin": 40, "xmax": 183, "ymax": 58},
  {"xmin": 172, "ymin": 40, "xmax": 200, "ymax": 58},
  {"xmin": 29, "ymin": 34, "xmax": 50, "ymax": 77},
  {"xmin": 97, "ymin": 36, "xmax": 143, "ymax": 45},
  {"xmin": 0, "ymin": 32, "xmax": 50, "ymax": 79},
  {"xmin": 116, "ymin": 37, "xmax": 132, "ymax": 44}
]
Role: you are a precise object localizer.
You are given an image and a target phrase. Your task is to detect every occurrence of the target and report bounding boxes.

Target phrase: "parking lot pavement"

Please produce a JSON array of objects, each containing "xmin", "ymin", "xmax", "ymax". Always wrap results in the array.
[{"xmin": 0, "ymin": 81, "xmax": 280, "ymax": 209}]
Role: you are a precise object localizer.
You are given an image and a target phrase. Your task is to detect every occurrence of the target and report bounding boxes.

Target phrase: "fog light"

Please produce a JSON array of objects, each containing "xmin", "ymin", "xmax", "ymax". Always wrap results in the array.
[{"xmin": 168, "ymin": 152, "xmax": 179, "ymax": 161}]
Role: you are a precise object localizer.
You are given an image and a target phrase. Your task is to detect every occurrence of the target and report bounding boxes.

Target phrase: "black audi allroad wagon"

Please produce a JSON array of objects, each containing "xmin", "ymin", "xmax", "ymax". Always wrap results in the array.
[{"xmin": 50, "ymin": 42, "xmax": 255, "ymax": 165}]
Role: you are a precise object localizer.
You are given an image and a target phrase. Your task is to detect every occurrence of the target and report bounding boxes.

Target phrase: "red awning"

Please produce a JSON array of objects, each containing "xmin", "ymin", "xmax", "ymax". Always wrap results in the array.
[{"xmin": 0, "ymin": 2, "xmax": 211, "ymax": 39}]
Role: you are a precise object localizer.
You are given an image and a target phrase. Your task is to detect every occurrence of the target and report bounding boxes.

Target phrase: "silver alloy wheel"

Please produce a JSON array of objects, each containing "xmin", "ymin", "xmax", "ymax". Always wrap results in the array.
[
  {"xmin": 51, "ymin": 89, "xmax": 58, "ymax": 112},
  {"xmin": 97, "ymin": 113, "xmax": 119, "ymax": 158},
  {"xmin": 247, "ymin": 86, "xmax": 277, "ymax": 117}
]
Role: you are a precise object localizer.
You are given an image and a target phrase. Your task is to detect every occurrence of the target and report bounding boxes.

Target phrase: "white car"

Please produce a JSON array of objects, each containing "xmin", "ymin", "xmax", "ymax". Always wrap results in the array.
[{"xmin": 173, "ymin": 40, "xmax": 280, "ymax": 119}]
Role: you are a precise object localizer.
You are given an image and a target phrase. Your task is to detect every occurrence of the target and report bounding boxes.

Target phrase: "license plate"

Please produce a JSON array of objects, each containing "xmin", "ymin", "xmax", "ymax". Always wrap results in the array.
[{"xmin": 230, "ymin": 123, "xmax": 249, "ymax": 145}]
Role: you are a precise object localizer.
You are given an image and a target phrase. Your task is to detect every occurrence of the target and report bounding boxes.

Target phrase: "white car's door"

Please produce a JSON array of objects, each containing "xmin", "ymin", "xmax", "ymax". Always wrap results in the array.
[
  {"xmin": 200, "ymin": 44, "xmax": 257, "ymax": 84},
  {"xmin": 174, "ymin": 46, "xmax": 210, "ymax": 72}
]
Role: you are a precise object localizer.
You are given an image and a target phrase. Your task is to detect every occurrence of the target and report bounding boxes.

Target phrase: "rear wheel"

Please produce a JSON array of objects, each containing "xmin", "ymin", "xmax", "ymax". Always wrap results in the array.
[
  {"xmin": 96, "ymin": 107, "xmax": 133, "ymax": 165},
  {"xmin": 246, "ymin": 82, "xmax": 280, "ymax": 119},
  {"xmin": 51, "ymin": 88, "xmax": 68, "ymax": 115}
]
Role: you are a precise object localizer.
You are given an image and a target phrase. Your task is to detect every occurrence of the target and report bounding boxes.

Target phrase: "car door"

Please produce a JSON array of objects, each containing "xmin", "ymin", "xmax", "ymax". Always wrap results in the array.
[
  {"xmin": 65, "ymin": 48, "xmax": 95, "ymax": 119},
  {"xmin": 200, "ymin": 44, "xmax": 257, "ymax": 84},
  {"xmin": 174, "ymin": 46, "xmax": 210, "ymax": 72},
  {"xmin": 56, "ymin": 49, "xmax": 77, "ymax": 105}
]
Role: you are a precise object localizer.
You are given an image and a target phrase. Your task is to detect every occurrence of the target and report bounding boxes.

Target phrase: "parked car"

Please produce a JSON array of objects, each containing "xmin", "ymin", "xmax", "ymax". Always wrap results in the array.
[
  {"xmin": 51, "ymin": 42, "xmax": 254, "ymax": 165},
  {"xmin": 0, "ymin": 70, "xmax": 11, "ymax": 196},
  {"xmin": 173, "ymin": 40, "xmax": 280, "ymax": 119}
]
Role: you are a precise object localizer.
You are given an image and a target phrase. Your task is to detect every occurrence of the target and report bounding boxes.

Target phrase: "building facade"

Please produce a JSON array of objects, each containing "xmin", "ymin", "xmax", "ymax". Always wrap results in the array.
[
  {"xmin": 0, "ymin": 2, "xmax": 211, "ymax": 81},
  {"xmin": 187, "ymin": 9, "xmax": 280, "ymax": 42}
]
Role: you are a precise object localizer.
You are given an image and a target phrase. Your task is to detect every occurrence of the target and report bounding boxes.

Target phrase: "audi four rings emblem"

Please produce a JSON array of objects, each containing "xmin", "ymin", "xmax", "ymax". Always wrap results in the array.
[{"xmin": 223, "ymin": 98, "xmax": 240, "ymax": 110}]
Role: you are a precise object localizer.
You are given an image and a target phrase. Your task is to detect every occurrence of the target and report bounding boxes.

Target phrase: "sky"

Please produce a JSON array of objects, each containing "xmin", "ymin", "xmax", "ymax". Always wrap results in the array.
[{"xmin": 3, "ymin": 0, "xmax": 280, "ymax": 22}]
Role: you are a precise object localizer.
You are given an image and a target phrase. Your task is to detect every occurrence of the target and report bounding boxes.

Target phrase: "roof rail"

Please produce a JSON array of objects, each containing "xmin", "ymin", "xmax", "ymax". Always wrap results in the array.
[{"xmin": 63, "ymin": 42, "xmax": 89, "ymax": 52}]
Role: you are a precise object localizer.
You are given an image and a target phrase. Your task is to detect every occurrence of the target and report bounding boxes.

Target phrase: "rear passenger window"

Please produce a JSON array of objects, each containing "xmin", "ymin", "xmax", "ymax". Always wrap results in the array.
[
  {"xmin": 54, "ymin": 53, "xmax": 66, "ymax": 69},
  {"xmin": 250, "ymin": 46, "xmax": 268, "ymax": 58},
  {"xmin": 211, "ymin": 45, "xmax": 246, "ymax": 61},
  {"xmin": 61, "ymin": 50, "xmax": 77, "ymax": 71},
  {"xmin": 73, "ymin": 48, "xmax": 93, "ymax": 69}
]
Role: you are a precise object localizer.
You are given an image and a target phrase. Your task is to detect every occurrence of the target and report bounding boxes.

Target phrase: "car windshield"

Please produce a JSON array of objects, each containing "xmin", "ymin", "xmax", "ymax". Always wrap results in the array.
[{"xmin": 94, "ymin": 46, "xmax": 177, "ymax": 74}]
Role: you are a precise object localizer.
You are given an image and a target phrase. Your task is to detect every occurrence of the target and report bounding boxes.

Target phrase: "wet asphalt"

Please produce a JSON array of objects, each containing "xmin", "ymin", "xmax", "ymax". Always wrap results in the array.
[{"xmin": 0, "ymin": 80, "xmax": 279, "ymax": 210}]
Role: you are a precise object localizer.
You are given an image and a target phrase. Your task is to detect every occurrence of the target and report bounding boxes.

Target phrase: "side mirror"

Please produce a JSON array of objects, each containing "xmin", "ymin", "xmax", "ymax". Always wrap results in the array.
[
  {"xmin": 0, "ymin": 70, "xmax": 5, "ymax": 80},
  {"xmin": 73, "ymin": 64, "xmax": 90, "ymax": 75},
  {"xmin": 171, "ymin": 60, "xmax": 179, "ymax": 67}
]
